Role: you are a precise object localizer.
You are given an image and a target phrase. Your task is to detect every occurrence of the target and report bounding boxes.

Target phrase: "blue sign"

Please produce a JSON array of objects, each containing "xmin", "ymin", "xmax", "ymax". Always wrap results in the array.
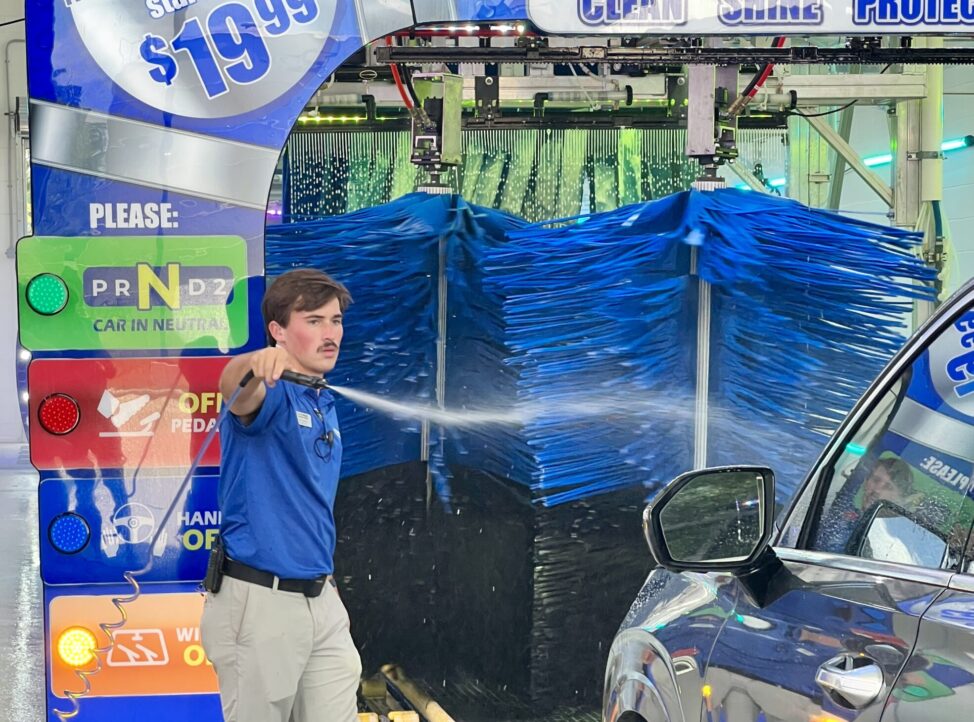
[{"xmin": 39, "ymin": 474, "xmax": 220, "ymax": 585}]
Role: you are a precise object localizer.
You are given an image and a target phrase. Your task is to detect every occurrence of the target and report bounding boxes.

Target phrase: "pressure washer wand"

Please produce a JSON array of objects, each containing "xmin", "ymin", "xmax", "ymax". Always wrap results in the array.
[
  {"xmin": 133, "ymin": 366, "xmax": 328, "ymax": 571},
  {"xmin": 278, "ymin": 369, "xmax": 329, "ymax": 389}
]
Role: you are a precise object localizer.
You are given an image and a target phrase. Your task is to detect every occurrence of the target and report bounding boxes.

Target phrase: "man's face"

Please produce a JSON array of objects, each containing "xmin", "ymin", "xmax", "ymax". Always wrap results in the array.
[
  {"xmin": 863, "ymin": 466, "xmax": 904, "ymax": 510},
  {"xmin": 271, "ymin": 297, "xmax": 344, "ymax": 376}
]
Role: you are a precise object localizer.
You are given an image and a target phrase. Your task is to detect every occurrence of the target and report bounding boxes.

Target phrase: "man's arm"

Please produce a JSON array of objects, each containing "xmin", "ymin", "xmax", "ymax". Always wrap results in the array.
[{"xmin": 219, "ymin": 347, "xmax": 300, "ymax": 423}]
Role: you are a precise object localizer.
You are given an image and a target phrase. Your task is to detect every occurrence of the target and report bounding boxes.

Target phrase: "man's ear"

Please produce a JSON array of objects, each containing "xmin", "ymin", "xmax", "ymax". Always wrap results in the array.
[{"xmin": 268, "ymin": 320, "xmax": 287, "ymax": 346}]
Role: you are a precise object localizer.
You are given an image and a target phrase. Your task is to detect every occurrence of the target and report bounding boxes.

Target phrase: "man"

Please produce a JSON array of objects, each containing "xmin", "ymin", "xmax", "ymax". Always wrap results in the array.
[
  {"xmin": 815, "ymin": 455, "xmax": 915, "ymax": 554},
  {"xmin": 200, "ymin": 269, "xmax": 361, "ymax": 722},
  {"xmin": 856, "ymin": 456, "xmax": 915, "ymax": 518}
]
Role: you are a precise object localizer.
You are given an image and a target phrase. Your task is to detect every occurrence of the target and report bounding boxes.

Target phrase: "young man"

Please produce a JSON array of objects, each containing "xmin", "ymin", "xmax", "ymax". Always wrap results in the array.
[
  {"xmin": 859, "ymin": 456, "xmax": 914, "ymax": 513},
  {"xmin": 200, "ymin": 269, "xmax": 361, "ymax": 722}
]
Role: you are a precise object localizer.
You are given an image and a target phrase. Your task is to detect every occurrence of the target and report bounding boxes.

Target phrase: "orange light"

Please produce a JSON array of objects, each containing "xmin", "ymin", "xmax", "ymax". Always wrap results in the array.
[
  {"xmin": 50, "ymin": 593, "xmax": 217, "ymax": 698},
  {"xmin": 57, "ymin": 626, "xmax": 97, "ymax": 668}
]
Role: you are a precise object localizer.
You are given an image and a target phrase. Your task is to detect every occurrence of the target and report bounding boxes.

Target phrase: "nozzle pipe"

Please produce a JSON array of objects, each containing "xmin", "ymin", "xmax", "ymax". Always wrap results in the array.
[{"xmin": 238, "ymin": 369, "xmax": 329, "ymax": 389}]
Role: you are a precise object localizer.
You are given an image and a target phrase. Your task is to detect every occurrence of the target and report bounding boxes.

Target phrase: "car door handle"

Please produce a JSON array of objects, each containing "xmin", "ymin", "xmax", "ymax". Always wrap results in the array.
[{"xmin": 815, "ymin": 654, "xmax": 884, "ymax": 709}]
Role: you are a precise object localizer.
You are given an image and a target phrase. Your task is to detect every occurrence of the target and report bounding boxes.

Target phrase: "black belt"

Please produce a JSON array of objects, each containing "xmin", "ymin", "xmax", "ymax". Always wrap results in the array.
[{"xmin": 223, "ymin": 558, "xmax": 330, "ymax": 598}]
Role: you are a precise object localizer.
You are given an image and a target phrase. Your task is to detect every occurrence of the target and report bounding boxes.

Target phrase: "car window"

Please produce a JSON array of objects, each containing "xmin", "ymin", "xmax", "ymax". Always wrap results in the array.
[{"xmin": 804, "ymin": 306, "xmax": 974, "ymax": 569}]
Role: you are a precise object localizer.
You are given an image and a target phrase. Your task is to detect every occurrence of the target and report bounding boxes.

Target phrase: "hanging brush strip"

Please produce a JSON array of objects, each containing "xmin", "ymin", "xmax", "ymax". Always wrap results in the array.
[
  {"xmin": 265, "ymin": 194, "xmax": 446, "ymax": 477},
  {"xmin": 698, "ymin": 189, "xmax": 936, "ymax": 497},
  {"xmin": 485, "ymin": 195, "xmax": 698, "ymax": 504}
]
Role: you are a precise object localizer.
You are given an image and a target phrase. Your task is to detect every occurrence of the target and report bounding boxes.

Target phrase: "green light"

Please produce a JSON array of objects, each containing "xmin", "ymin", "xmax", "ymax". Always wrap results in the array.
[
  {"xmin": 863, "ymin": 138, "xmax": 971, "ymax": 168},
  {"xmin": 845, "ymin": 442, "xmax": 867, "ymax": 456},
  {"xmin": 297, "ymin": 114, "xmax": 368, "ymax": 124},
  {"xmin": 863, "ymin": 153, "xmax": 893, "ymax": 167},
  {"xmin": 737, "ymin": 136, "xmax": 972, "ymax": 191},
  {"xmin": 26, "ymin": 274, "xmax": 68, "ymax": 316},
  {"xmin": 903, "ymin": 685, "xmax": 930, "ymax": 699}
]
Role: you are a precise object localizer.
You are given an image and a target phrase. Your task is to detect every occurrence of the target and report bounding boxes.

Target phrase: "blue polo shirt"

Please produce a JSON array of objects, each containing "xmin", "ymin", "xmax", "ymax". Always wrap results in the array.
[{"xmin": 218, "ymin": 379, "xmax": 343, "ymax": 579}]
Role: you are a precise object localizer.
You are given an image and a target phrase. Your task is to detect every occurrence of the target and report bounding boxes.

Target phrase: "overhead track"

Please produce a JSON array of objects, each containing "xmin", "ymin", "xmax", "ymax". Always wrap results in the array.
[{"xmin": 377, "ymin": 44, "xmax": 974, "ymax": 66}]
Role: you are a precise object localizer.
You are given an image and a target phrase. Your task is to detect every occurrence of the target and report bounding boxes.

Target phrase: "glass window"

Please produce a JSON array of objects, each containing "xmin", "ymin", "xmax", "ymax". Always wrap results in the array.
[{"xmin": 805, "ymin": 307, "xmax": 974, "ymax": 570}]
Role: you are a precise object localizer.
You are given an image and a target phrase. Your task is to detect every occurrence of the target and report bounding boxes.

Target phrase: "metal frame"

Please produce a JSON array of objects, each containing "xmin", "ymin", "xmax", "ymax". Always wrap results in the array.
[
  {"xmin": 801, "ymin": 112, "xmax": 894, "ymax": 208},
  {"xmin": 378, "ymin": 44, "xmax": 974, "ymax": 66}
]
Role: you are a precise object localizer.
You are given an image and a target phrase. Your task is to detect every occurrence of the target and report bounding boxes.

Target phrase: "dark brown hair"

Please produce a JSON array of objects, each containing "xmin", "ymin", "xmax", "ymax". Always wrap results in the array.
[{"xmin": 262, "ymin": 269, "xmax": 352, "ymax": 346}]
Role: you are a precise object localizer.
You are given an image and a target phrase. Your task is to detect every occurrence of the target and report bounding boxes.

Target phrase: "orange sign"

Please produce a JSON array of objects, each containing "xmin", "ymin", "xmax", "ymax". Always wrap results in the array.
[{"xmin": 49, "ymin": 592, "xmax": 218, "ymax": 697}]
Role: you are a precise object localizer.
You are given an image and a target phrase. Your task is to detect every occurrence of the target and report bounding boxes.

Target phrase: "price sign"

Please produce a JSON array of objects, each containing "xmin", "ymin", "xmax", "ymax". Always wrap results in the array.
[{"xmin": 69, "ymin": 0, "xmax": 340, "ymax": 118}]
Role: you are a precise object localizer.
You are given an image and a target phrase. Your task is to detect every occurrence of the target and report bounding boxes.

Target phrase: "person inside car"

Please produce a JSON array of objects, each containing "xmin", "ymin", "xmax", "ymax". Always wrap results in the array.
[
  {"xmin": 815, "ymin": 456, "xmax": 915, "ymax": 553},
  {"xmin": 855, "ymin": 456, "xmax": 916, "ymax": 521}
]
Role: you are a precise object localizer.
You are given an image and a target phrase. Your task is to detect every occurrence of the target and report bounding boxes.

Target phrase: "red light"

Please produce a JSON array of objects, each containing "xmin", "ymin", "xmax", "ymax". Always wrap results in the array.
[{"xmin": 38, "ymin": 394, "xmax": 81, "ymax": 435}]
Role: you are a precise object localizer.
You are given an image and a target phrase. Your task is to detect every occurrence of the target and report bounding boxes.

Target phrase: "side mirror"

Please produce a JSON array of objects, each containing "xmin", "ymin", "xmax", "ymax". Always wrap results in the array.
[
  {"xmin": 857, "ymin": 501, "xmax": 948, "ymax": 568},
  {"xmin": 643, "ymin": 466, "xmax": 776, "ymax": 573}
]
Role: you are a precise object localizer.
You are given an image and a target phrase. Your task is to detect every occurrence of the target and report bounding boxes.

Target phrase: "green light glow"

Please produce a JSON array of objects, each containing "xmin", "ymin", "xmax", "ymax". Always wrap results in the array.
[
  {"xmin": 26, "ymin": 274, "xmax": 68, "ymax": 316},
  {"xmin": 845, "ymin": 442, "xmax": 867, "ymax": 456},
  {"xmin": 297, "ymin": 114, "xmax": 370, "ymax": 124},
  {"xmin": 738, "ymin": 136, "xmax": 971, "ymax": 191},
  {"xmin": 862, "ymin": 153, "xmax": 893, "ymax": 167}
]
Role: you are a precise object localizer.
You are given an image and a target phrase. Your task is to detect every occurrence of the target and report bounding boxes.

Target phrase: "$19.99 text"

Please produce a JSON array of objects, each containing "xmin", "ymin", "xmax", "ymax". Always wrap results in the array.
[{"xmin": 139, "ymin": 0, "xmax": 320, "ymax": 99}]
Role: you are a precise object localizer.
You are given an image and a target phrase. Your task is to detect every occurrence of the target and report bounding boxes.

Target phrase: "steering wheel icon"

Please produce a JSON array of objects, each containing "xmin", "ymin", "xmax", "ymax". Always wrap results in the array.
[{"xmin": 111, "ymin": 503, "xmax": 156, "ymax": 545}]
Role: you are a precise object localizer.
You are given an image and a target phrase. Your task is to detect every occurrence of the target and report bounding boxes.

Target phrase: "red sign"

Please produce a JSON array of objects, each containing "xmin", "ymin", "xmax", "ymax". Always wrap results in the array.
[{"xmin": 29, "ymin": 358, "xmax": 230, "ymax": 471}]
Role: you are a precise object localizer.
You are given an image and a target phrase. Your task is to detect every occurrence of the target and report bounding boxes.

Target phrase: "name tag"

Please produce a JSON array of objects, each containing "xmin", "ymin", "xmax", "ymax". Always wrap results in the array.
[{"xmin": 296, "ymin": 411, "xmax": 313, "ymax": 428}]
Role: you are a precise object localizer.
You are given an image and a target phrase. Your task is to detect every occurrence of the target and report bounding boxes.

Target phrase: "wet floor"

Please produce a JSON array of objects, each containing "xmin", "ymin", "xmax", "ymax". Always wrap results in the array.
[
  {"xmin": 0, "ymin": 444, "xmax": 44, "ymax": 722},
  {"xmin": 0, "ymin": 450, "xmax": 626, "ymax": 722}
]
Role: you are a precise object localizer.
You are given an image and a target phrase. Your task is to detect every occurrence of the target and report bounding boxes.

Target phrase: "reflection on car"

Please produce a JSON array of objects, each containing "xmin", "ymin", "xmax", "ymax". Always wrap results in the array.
[{"xmin": 603, "ymin": 281, "xmax": 974, "ymax": 722}]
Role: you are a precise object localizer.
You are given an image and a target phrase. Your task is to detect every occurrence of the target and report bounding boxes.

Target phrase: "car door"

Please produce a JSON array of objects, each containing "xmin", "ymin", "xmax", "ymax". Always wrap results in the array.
[
  {"xmin": 873, "ymin": 300, "xmax": 974, "ymax": 722},
  {"xmin": 701, "ymin": 285, "xmax": 974, "ymax": 722}
]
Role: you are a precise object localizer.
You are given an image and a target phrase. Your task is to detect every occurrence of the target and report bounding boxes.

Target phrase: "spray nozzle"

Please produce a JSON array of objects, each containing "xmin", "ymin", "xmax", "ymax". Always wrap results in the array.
[
  {"xmin": 281, "ymin": 370, "xmax": 329, "ymax": 389},
  {"xmin": 237, "ymin": 369, "xmax": 328, "ymax": 389}
]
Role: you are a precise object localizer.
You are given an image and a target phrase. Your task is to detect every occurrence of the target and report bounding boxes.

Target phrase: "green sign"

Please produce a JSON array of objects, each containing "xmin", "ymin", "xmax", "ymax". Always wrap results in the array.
[{"xmin": 18, "ymin": 235, "xmax": 249, "ymax": 351}]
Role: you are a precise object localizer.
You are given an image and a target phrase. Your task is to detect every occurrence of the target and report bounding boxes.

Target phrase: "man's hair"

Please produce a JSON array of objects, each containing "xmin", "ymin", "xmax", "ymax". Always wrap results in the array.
[
  {"xmin": 874, "ymin": 457, "xmax": 913, "ymax": 492},
  {"xmin": 262, "ymin": 269, "xmax": 352, "ymax": 346}
]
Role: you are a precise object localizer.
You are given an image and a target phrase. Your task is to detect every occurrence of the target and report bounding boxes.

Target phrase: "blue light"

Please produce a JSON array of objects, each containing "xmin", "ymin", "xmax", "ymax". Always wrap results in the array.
[{"xmin": 49, "ymin": 513, "xmax": 90, "ymax": 554}]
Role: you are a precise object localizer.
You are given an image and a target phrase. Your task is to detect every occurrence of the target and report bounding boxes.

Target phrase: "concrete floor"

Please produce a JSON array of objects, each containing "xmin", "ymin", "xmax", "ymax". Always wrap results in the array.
[
  {"xmin": 0, "ymin": 446, "xmax": 605, "ymax": 722},
  {"xmin": 0, "ymin": 444, "xmax": 44, "ymax": 722}
]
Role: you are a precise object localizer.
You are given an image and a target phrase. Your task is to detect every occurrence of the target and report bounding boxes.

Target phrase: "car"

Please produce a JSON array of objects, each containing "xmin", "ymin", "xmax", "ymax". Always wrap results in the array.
[{"xmin": 603, "ymin": 279, "xmax": 974, "ymax": 722}]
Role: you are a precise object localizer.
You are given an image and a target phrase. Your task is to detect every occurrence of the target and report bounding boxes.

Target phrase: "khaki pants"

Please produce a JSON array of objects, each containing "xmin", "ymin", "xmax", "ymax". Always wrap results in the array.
[{"xmin": 201, "ymin": 574, "xmax": 362, "ymax": 722}]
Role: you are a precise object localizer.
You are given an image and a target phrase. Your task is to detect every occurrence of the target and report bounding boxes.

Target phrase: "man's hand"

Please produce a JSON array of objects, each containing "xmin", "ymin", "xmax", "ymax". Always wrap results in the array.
[
  {"xmin": 219, "ymin": 347, "xmax": 303, "ymax": 421},
  {"xmin": 247, "ymin": 346, "xmax": 302, "ymax": 388}
]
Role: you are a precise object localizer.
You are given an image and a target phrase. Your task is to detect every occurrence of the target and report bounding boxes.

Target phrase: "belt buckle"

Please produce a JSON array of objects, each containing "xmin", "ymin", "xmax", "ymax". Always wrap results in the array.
[{"xmin": 306, "ymin": 576, "xmax": 326, "ymax": 598}]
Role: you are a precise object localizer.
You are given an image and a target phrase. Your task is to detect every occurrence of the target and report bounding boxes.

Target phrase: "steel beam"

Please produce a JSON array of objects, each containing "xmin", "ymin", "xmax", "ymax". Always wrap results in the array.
[
  {"xmin": 308, "ymin": 74, "xmax": 923, "ymax": 111},
  {"xmin": 751, "ymin": 72, "xmax": 926, "ymax": 106},
  {"xmin": 892, "ymin": 100, "xmax": 922, "ymax": 227},
  {"xmin": 802, "ymin": 112, "xmax": 894, "ymax": 208},
  {"xmin": 827, "ymin": 104, "xmax": 856, "ymax": 210},
  {"xmin": 377, "ymin": 45, "xmax": 974, "ymax": 66},
  {"xmin": 726, "ymin": 162, "xmax": 771, "ymax": 194}
]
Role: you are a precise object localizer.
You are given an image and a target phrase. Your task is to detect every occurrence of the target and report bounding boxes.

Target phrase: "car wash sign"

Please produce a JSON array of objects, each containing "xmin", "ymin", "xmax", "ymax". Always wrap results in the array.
[
  {"xmin": 17, "ymin": 235, "xmax": 248, "ymax": 350},
  {"xmin": 528, "ymin": 0, "xmax": 974, "ymax": 33}
]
